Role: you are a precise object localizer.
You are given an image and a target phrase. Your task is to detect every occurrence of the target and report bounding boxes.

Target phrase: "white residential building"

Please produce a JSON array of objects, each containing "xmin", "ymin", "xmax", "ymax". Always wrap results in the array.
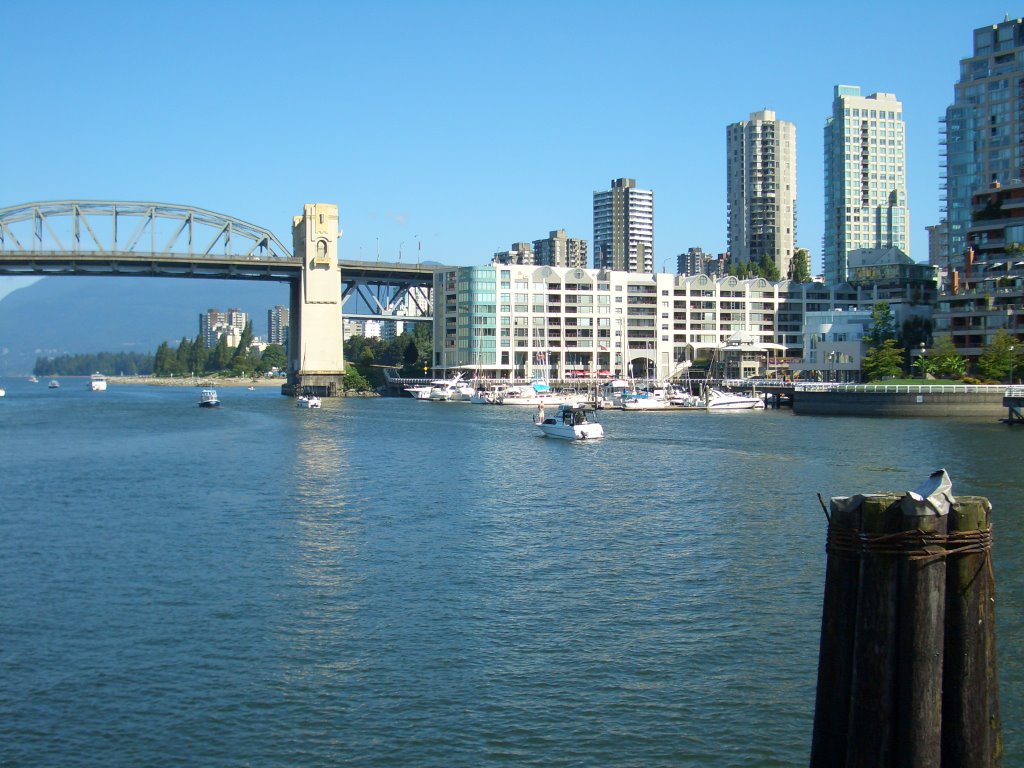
[
  {"xmin": 727, "ymin": 109, "xmax": 798, "ymax": 278},
  {"xmin": 823, "ymin": 85, "xmax": 909, "ymax": 285},
  {"xmin": 432, "ymin": 264, "xmax": 870, "ymax": 381}
]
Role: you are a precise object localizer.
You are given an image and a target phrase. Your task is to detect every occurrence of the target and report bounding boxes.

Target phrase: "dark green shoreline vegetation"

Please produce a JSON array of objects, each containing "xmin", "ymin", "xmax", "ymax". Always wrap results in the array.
[{"xmin": 32, "ymin": 320, "xmax": 433, "ymax": 393}]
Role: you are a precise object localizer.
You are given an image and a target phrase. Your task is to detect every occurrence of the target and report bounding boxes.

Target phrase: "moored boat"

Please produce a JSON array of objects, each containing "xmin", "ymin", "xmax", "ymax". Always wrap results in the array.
[
  {"xmin": 534, "ymin": 403, "xmax": 605, "ymax": 441},
  {"xmin": 198, "ymin": 389, "xmax": 221, "ymax": 408},
  {"xmin": 89, "ymin": 372, "xmax": 107, "ymax": 391},
  {"xmin": 705, "ymin": 388, "xmax": 765, "ymax": 410}
]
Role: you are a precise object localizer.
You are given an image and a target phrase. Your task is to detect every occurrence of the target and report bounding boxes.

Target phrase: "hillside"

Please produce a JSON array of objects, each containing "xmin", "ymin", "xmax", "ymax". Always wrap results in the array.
[{"xmin": 0, "ymin": 276, "xmax": 289, "ymax": 375}]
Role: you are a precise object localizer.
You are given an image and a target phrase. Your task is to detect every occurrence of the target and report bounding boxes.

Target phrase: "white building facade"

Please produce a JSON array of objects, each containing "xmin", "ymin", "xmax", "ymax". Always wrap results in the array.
[
  {"xmin": 727, "ymin": 109, "xmax": 798, "ymax": 278},
  {"xmin": 823, "ymin": 85, "xmax": 909, "ymax": 285},
  {"xmin": 432, "ymin": 265, "xmax": 869, "ymax": 381}
]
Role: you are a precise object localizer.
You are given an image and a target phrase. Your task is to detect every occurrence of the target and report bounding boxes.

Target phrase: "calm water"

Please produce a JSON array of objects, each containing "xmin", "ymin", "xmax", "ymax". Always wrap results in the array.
[{"xmin": 1, "ymin": 378, "xmax": 1022, "ymax": 767}]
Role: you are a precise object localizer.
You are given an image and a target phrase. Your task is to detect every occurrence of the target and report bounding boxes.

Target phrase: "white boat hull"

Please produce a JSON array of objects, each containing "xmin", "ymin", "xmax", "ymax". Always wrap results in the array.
[{"xmin": 705, "ymin": 389, "xmax": 765, "ymax": 410}]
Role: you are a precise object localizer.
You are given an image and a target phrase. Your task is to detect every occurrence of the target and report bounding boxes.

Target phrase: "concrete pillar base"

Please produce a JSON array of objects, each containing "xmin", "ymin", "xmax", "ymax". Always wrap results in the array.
[{"xmin": 282, "ymin": 371, "xmax": 346, "ymax": 398}]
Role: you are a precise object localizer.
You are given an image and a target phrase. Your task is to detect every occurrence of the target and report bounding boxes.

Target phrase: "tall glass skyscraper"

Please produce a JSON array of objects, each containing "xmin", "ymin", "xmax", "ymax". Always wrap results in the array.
[
  {"xmin": 726, "ymin": 109, "xmax": 797, "ymax": 278},
  {"xmin": 823, "ymin": 85, "xmax": 909, "ymax": 285},
  {"xmin": 944, "ymin": 17, "xmax": 1024, "ymax": 267}
]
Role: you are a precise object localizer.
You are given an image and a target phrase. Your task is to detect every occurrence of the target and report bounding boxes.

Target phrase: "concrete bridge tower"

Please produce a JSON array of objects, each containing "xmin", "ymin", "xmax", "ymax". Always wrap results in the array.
[{"xmin": 285, "ymin": 203, "xmax": 346, "ymax": 396}]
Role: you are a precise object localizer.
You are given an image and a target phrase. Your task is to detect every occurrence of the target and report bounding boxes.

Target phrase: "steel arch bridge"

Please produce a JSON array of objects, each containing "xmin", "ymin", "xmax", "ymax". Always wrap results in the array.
[
  {"xmin": 0, "ymin": 201, "xmax": 437, "ymax": 322},
  {"xmin": 0, "ymin": 200, "xmax": 300, "ymax": 280}
]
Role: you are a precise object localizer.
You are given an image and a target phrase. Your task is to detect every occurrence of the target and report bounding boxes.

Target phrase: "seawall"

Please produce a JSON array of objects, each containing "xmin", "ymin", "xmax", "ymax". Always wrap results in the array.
[{"xmin": 792, "ymin": 385, "xmax": 1007, "ymax": 419}]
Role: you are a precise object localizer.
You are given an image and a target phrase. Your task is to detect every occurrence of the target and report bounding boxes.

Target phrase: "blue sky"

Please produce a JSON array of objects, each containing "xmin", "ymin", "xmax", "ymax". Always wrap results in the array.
[{"xmin": 1, "ymin": 0, "xmax": 1018, "ymax": 298}]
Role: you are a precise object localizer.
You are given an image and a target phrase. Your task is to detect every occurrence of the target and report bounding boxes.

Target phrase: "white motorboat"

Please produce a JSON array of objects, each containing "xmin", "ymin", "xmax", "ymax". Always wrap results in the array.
[
  {"xmin": 470, "ymin": 386, "xmax": 502, "ymax": 404},
  {"xmin": 28, "ymin": 375, "xmax": 38, "ymax": 383},
  {"xmin": 428, "ymin": 373, "xmax": 474, "ymax": 401},
  {"xmin": 534, "ymin": 403, "xmax": 604, "ymax": 441},
  {"xmin": 621, "ymin": 388, "xmax": 674, "ymax": 411},
  {"xmin": 668, "ymin": 389, "xmax": 705, "ymax": 409},
  {"xmin": 0, "ymin": 386, "xmax": 5, "ymax": 397},
  {"xmin": 705, "ymin": 388, "xmax": 765, "ymax": 411},
  {"xmin": 89, "ymin": 372, "xmax": 107, "ymax": 391},
  {"xmin": 48, "ymin": 379, "xmax": 60, "ymax": 389},
  {"xmin": 296, "ymin": 394, "xmax": 322, "ymax": 408},
  {"xmin": 198, "ymin": 388, "xmax": 221, "ymax": 408},
  {"xmin": 597, "ymin": 379, "xmax": 633, "ymax": 408},
  {"xmin": 496, "ymin": 378, "xmax": 580, "ymax": 406},
  {"xmin": 404, "ymin": 384, "xmax": 434, "ymax": 400}
]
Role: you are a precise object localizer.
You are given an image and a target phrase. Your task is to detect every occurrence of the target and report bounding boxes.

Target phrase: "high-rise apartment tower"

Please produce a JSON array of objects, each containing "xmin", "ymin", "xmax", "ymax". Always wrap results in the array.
[
  {"xmin": 726, "ymin": 110, "xmax": 797, "ymax": 278},
  {"xmin": 593, "ymin": 178, "xmax": 654, "ymax": 272},
  {"xmin": 823, "ymin": 85, "xmax": 909, "ymax": 285},
  {"xmin": 944, "ymin": 17, "xmax": 1024, "ymax": 267},
  {"xmin": 268, "ymin": 305, "xmax": 289, "ymax": 345}
]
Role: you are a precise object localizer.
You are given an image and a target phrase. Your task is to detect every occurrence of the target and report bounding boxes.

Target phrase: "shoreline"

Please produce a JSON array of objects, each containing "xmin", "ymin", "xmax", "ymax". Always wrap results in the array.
[{"xmin": 108, "ymin": 376, "xmax": 283, "ymax": 388}]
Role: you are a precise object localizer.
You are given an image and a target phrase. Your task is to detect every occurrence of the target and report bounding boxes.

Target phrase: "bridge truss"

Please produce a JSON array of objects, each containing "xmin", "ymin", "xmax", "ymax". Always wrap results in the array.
[
  {"xmin": 0, "ymin": 200, "xmax": 436, "ymax": 321},
  {"xmin": 0, "ymin": 201, "xmax": 294, "ymax": 260}
]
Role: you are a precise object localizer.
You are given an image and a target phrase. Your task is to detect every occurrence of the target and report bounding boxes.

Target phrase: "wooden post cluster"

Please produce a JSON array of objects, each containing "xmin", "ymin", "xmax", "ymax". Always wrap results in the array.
[{"xmin": 810, "ymin": 493, "xmax": 1001, "ymax": 767}]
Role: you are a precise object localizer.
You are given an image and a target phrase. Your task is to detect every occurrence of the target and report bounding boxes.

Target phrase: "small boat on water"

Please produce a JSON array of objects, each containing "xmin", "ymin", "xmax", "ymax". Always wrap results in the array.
[
  {"xmin": 198, "ymin": 389, "xmax": 221, "ymax": 408},
  {"xmin": 28, "ymin": 375, "xmax": 39, "ymax": 383},
  {"xmin": 534, "ymin": 403, "xmax": 605, "ymax": 441},
  {"xmin": 48, "ymin": 379, "xmax": 60, "ymax": 389},
  {"xmin": 705, "ymin": 388, "xmax": 765, "ymax": 411},
  {"xmin": 0, "ymin": 386, "xmax": 5, "ymax": 397},
  {"xmin": 296, "ymin": 394, "xmax": 322, "ymax": 408},
  {"xmin": 89, "ymin": 373, "xmax": 107, "ymax": 391}
]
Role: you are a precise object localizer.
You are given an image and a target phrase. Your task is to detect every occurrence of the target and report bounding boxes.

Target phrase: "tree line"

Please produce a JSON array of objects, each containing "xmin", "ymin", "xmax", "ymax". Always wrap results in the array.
[
  {"xmin": 31, "ymin": 320, "xmax": 434, "ymax": 387},
  {"xmin": 34, "ymin": 351, "xmax": 155, "ymax": 376},
  {"xmin": 152, "ymin": 321, "xmax": 286, "ymax": 377}
]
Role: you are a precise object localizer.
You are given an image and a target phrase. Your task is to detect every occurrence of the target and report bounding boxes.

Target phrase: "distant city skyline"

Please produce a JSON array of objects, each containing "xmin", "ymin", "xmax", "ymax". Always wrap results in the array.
[{"xmin": 1, "ymin": 1, "xmax": 1018, "ymax": 299}]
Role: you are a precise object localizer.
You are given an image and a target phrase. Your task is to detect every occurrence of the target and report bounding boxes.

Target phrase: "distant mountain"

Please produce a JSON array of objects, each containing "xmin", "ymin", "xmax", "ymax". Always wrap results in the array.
[{"xmin": 0, "ymin": 276, "xmax": 289, "ymax": 375}]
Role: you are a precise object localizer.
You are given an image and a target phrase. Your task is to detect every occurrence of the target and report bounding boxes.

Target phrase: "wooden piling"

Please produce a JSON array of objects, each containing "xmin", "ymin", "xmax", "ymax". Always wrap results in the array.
[
  {"xmin": 809, "ymin": 499, "xmax": 862, "ymax": 766},
  {"xmin": 845, "ymin": 494, "xmax": 901, "ymax": 768},
  {"xmin": 810, "ymin": 486, "xmax": 1001, "ymax": 767},
  {"xmin": 942, "ymin": 496, "xmax": 1002, "ymax": 767},
  {"xmin": 896, "ymin": 498, "xmax": 948, "ymax": 768}
]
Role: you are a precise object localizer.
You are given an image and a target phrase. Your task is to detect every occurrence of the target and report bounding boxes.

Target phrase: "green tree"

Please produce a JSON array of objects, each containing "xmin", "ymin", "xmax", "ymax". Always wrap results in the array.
[
  {"xmin": 789, "ymin": 249, "xmax": 811, "ymax": 283},
  {"xmin": 865, "ymin": 301, "xmax": 896, "ymax": 348},
  {"xmin": 861, "ymin": 339, "xmax": 905, "ymax": 382},
  {"xmin": 757, "ymin": 253, "xmax": 781, "ymax": 281},
  {"xmin": 153, "ymin": 341, "xmax": 175, "ymax": 376},
  {"xmin": 260, "ymin": 343, "xmax": 287, "ymax": 372},
  {"xmin": 342, "ymin": 369, "xmax": 372, "ymax": 392},
  {"xmin": 929, "ymin": 335, "xmax": 968, "ymax": 380},
  {"xmin": 188, "ymin": 335, "xmax": 209, "ymax": 375},
  {"xmin": 403, "ymin": 337, "xmax": 419, "ymax": 367},
  {"xmin": 212, "ymin": 334, "xmax": 232, "ymax": 371},
  {"xmin": 976, "ymin": 328, "xmax": 1018, "ymax": 382},
  {"xmin": 230, "ymin": 320, "xmax": 254, "ymax": 371}
]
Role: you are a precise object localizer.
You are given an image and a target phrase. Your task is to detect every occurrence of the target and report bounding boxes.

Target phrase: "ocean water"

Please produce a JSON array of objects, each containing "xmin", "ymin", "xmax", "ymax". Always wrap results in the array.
[{"xmin": 1, "ymin": 378, "xmax": 1021, "ymax": 767}]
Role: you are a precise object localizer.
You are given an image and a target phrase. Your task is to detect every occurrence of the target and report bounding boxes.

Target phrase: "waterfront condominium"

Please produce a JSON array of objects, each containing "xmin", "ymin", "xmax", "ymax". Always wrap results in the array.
[
  {"xmin": 944, "ymin": 17, "xmax": 1024, "ymax": 267},
  {"xmin": 593, "ymin": 178, "xmax": 654, "ymax": 273},
  {"xmin": 726, "ymin": 110, "xmax": 798, "ymax": 279},
  {"xmin": 823, "ymin": 85, "xmax": 909, "ymax": 285}
]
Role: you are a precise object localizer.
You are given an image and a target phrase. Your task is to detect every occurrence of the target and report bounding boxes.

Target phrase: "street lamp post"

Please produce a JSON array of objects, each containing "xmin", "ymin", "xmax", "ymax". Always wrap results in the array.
[
  {"xmin": 1011, "ymin": 345, "xmax": 1015, "ymax": 386},
  {"xmin": 827, "ymin": 350, "xmax": 836, "ymax": 383},
  {"xmin": 919, "ymin": 342, "xmax": 926, "ymax": 379}
]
